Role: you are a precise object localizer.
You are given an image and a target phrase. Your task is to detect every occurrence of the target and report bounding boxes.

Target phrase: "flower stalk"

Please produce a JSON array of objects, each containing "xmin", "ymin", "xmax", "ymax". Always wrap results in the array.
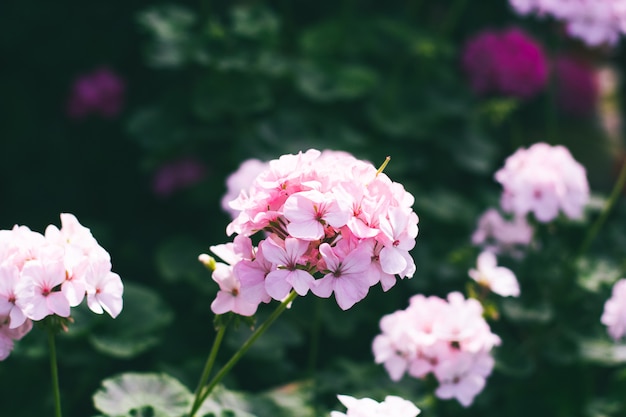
[
  {"xmin": 189, "ymin": 290, "xmax": 298, "ymax": 417},
  {"xmin": 48, "ymin": 327, "xmax": 63, "ymax": 417}
]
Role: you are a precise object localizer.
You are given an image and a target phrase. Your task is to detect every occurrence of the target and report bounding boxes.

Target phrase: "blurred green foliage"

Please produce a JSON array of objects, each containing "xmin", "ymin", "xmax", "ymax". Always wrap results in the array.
[{"xmin": 2, "ymin": 0, "xmax": 626, "ymax": 416}]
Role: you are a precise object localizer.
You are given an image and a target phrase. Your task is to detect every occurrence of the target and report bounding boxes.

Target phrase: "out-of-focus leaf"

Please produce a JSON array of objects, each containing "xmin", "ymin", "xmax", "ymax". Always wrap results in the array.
[
  {"xmin": 231, "ymin": 5, "xmax": 280, "ymax": 42},
  {"xmin": 576, "ymin": 257, "xmax": 621, "ymax": 293},
  {"xmin": 501, "ymin": 298, "xmax": 553, "ymax": 324},
  {"xmin": 138, "ymin": 5, "xmax": 198, "ymax": 68},
  {"xmin": 89, "ymin": 282, "xmax": 174, "ymax": 358},
  {"xmin": 127, "ymin": 106, "xmax": 188, "ymax": 152},
  {"xmin": 579, "ymin": 339, "xmax": 626, "ymax": 366},
  {"xmin": 414, "ymin": 189, "xmax": 478, "ymax": 224},
  {"xmin": 155, "ymin": 236, "xmax": 210, "ymax": 287},
  {"xmin": 192, "ymin": 74, "xmax": 273, "ymax": 121},
  {"xmin": 451, "ymin": 129, "xmax": 498, "ymax": 175},
  {"xmin": 93, "ymin": 372, "xmax": 191, "ymax": 417},
  {"xmin": 295, "ymin": 61, "xmax": 378, "ymax": 102},
  {"xmin": 494, "ymin": 343, "xmax": 535, "ymax": 377}
]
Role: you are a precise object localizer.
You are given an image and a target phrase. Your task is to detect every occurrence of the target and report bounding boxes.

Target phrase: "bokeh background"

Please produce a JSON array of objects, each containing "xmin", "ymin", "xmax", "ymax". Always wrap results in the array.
[{"xmin": 1, "ymin": 1, "xmax": 626, "ymax": 416}]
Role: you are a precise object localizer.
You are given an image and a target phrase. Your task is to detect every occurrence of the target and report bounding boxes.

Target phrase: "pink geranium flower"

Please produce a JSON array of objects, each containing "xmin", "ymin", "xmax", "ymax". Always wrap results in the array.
[
  {"xmin": 373, "ymin": 292, "xmax": 500, "ymax": 407},
  {"xmin": 601, "ymin": 278, "xmax": 626, "ymax": 340},
  {"xmin": 208, "ymin": 149, "xmax": 419, "ymax": 314},
  {"xmin": 330, "ymin": 394, "xmax": 420, "ymax": 417},
  {"xmin": 468, "ymin": 251, "xmax": 520, "ymax": 297}
]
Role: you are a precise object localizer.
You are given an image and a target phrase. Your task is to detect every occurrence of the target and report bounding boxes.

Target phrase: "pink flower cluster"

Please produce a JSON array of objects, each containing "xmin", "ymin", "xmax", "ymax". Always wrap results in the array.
[
  {"xmin": 0, "ymin": 214, "xmax": 123, "ymax": 360},
  {"xmin": 509, "ymin": 0, "xmax": 626, "ymax": 46},
  {"xmin": 221, "ymin": 158, "xmax": 269, "ymax": 219},
  {"xmin": 330, "ymin": 394, "xmax": 421, "ymax": 417},
  {"xmin": 495, "ymin": 142, "xmax": 590, "ymax": 223},
  {"xmin": 472, "ymin": 208, "xmax": 533, "ymax": 255},
  {"xmin": 461, "ymin": 27, "xmax": 549, "ymax": 99},
  {"xmin": 372, "ymin": 292, "xmax": 501, "ymax": 407},
  {"xmin": 601, "ymin": 279, "xmax": 626, "ymax": 340},
  {"xmin": 67, "ymin": 67, "xmax": 125, "ymax": 119},
  {"xmin": 206, "ymin": 149, "xmax": 419, "ymax": 315}
]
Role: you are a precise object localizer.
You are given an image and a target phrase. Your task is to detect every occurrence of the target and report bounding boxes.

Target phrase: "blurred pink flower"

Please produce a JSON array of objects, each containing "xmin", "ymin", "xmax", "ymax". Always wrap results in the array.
[
  {"xmin": 509, "ymin": 0, "xmax": 626, "ymax": 47},
  {"xmin": 601, "ymin": 278, "xmax": 626, "ymax": 340},
  {"xmin": 495, "ymin": 142, "xmax": 589, "ymax": 223},
  {"xmin": 373, "ymin": 292, "xmax": 500, "ymax": 407},
  {"xmin": 221, "ymin": 159, "xmax": 269, "ymax": 219},
  {"xmin": 553, "ymin": 55, "xmax": 598, "ymax": 117},
  {"xmin": 462, "ymin": 27, "xmax": 548, "ymax": 99},
  {"xmin": 67, "ymin": 67, "xmax": 125, "ymax": 119},
  {"xmin": 468, "ymin": 251, "xmax": 520, "ymax": 297},
  {"xmin": 471, "ymin": 208, "xmax": 533, "ymax": 256},
  {"xmin": 152, "ymin": 157, "xmax": 208, "ymax": 198}
]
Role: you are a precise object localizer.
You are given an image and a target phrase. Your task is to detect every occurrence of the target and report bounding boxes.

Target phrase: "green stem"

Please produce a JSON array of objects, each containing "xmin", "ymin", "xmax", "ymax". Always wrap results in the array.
[
  {"xmin": 190, "ymin": 324, "xmax": 227, "ymax": 414},
  {"xmin": 578, "ymin": 155, "xmax": 626, "ymax": 258},
  {"xmin": 189, "ymin": 291, "xmax": 298, "ymax": 417},
  {"xmin": 48, "ymin": 329, "xmax": 62, "ymax": 417}
]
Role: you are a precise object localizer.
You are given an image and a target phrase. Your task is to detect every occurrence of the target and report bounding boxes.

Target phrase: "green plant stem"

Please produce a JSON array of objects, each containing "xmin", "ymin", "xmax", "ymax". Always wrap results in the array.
[
  {"xmin": 189, "ymin": 290, "xmax": 298, "ymax": 417},
  {"xmin": 578, "ymin": 155, "xmax": 626, "ymax": 258},
  {"xmin": 190, "ymin": 324, "xmax": 227, "ymax": 414},
  {"xmin": 48, "ymin": 329, "xmax": 62, "ymax": 417}
]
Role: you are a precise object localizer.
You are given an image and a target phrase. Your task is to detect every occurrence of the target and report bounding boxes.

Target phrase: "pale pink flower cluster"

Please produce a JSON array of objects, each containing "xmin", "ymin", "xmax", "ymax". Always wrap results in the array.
[
  {"xmin": 509, "ymin": 0, "xmax": 626, "ymax": 46},
  {"xmin": 495, "ymin": 142, "xmax": 589, "ymax": 223},
  {"xmin": 372, "ymin": 292, "xmax": 501, "ymax": 407},
  {"xmin": 207, "ymin": 149, "xmax": 419, "ymax": 315},
  {"xmin": 330, "ymin": 394, "xmax": 421, "ymax": 417},
  {"xmin": 221, "ymin": 158, "xmax": 269, "ymax": 219},
  {"xmin": 601, "ymin": 278, "xmax": 626, "ymax": 340},
  {"xmin": 471, "ymin": 208, "xmax": 533, "ymax": 255},
  {"xmin": 0, "ymin": 213, "xmax": 123, "ymax": 360},
  {"xmin": 468, "ymin": 251, "xmax": 520, "ymax": 297}
]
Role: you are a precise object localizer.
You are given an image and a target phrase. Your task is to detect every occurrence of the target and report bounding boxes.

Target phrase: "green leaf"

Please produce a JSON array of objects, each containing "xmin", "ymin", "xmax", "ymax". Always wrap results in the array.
[
  {"xmin": 89, "ymin": 282, "xmax": 174, "ymax": 358},
  {"xmin": 155, "ymin": 236, "xmax": 211, "ymax": 287},
  {"xmin": 137, "ymin": 5, "xmax": 198, "ymax": 68},
  {"xmin": 93, "ymin": 372, "xmax": 191, "ymax": 417},
  {"xmin": 578, "ymin": 339, "xmax": 626, "ymax": 366},
  {"xmin": 230, "ymin": 5, "xmax": 280, "ymax": 42},
  {"xmin": 576, "ymin": 257, "xmax": 621, "ymax": 293},
  {"xmin": 127, "ymin": 106, "xmax": 188, "ymax": 152},
  {"xmin": 500, "ymin": 298, "xmax": 553, "ymax": 324},
  {"xmin": 295, "ymin": 62, "xmax": 378, "ymax": 102}
]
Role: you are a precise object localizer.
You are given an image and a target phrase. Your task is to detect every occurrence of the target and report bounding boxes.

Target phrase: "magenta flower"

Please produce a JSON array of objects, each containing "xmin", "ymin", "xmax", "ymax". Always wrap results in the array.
[
  {"xmin": 152, "ymin": 156, "xmax": 208, "ymax": 198},
  {"xmin": 462, "ymin": 27, "xmax": 548, "ymax": 99},
  {"xmin": 67, "ymin": 67, "xmax": 125, "ymax": 119},
  {"xmin": 553, "ymin": 55, "xmax": 598, "ymax": 117}
]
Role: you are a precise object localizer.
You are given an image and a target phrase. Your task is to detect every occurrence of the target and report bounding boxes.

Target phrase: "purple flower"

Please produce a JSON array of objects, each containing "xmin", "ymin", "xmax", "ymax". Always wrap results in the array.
[
  {"xmin": 462, "ymin": 27, "xmax": 549, "ymax": 99},
  {"xmin": 67, "ymin": 67, "xmax": 125, "ymax": 119},
  {"xmin": 553, "ymin": 55, "xmax": 598, "ymax": 117},
  {"xmin": 152, "ymin": 157, "xmax": 208, "ymax": 198}
]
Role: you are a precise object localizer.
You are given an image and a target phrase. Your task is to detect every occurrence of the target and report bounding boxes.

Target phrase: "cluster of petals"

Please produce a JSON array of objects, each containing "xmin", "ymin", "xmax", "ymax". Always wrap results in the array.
[
  {"xmin": 220, "ymin": 158, "xmax": 269, "ymax": 219},
  {"xmin": 207, "ymin": 149, "xmax": 419, "ymax": 315},
  {"xmin": 67, "ymin": 66, "xmax": 125, "ymax": 119},
  {"xmin": 330, "ymin": 394, "xmax": 420, "ymax": 417},
  {"xmin": 0, "ymin": 213, "xmax": 123, "ymax": 360},
  {"xmin": 461, "ymin": 27, "xmax": 548, "ymax": 99},
  {"xmin": 372, "ymin": 292, "xmax": 501, "ymax": 407},
  {"xmin": 468, "ymin": 251, "xmax": 520, "ymax": 297},
  {"xmin": 495, "ymin": 142, "xmax": 590, "ymax": 223},
  {"xmin": 509, "ymin": 0, "xmax": 626, "ymax": 47},
  {"xmin": 471, "ymin": 208, "xmax": 533, "ymax": 256},
  {"xmin": 601, "ymin": 278, "xmax": 626, "ymax": 340}
]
